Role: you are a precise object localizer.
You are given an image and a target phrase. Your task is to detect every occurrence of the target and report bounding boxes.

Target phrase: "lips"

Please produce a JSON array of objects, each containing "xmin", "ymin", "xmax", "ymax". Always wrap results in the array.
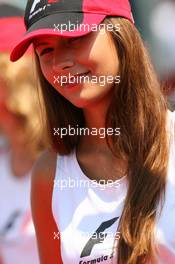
[
  {"xmin": 62, "ymin": 71, "xmax": 91, "ymax": 88},
  {"xmin": 69, "ymin": 71, "xmax": 90, "ymax": 83}
]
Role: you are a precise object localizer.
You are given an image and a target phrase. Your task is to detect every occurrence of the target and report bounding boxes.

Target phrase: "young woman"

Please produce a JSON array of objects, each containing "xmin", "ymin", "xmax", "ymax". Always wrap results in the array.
[{"xmin": 10, "ymin": 0, "xmax": 175, "ymax": 263}]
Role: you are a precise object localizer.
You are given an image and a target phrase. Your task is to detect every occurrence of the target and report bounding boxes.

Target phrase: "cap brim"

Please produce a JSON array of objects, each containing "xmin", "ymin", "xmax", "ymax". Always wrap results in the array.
[{"xmin": 10, "ymin": 12, "xmax": 106, "ymax": 62}]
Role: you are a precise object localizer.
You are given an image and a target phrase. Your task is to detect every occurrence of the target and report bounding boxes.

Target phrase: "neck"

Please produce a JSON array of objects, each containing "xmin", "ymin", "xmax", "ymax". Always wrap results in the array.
[{"xmin": 81, "ymin": 92, "xmax": 113, "ymax": 149}]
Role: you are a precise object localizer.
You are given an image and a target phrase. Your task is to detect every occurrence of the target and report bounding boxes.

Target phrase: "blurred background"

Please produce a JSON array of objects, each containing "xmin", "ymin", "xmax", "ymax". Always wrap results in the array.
[
  {"xmin": 131, "ymin": 0, "xmax": 175, "ymax": 110},
  {"xmin": 0, "ymin": 1, "xmax": 45, "ymax": 264},
  {"xmin": 0, "ymin": 0, "xmax": 26, "ymax": 9},
  {"xmin": 0, "ymin": 1, "xmax": 175, "ymax": 264}
]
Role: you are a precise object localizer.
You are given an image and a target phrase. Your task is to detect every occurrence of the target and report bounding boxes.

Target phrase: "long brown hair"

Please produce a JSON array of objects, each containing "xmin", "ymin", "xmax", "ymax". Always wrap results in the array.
[{"xmin": 35, "ymin": 17, "xmax": 170, "ymax": 263}]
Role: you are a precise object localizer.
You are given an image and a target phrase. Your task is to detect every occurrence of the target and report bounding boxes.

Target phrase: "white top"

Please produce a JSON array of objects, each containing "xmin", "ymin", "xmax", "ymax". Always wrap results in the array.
[
  {"xmin": 0, "ymin": 151, "xmax": 39, "ymax": 264},
  {"xmin": 52, "ymin": 110, "xmax": 175, "ymax": 264}
]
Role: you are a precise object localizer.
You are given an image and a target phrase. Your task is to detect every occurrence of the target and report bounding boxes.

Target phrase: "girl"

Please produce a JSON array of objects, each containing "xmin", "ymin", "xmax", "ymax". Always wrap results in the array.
[{"xmin": 10, "ymin": 0, "xmax": 175, "ymax": 263}]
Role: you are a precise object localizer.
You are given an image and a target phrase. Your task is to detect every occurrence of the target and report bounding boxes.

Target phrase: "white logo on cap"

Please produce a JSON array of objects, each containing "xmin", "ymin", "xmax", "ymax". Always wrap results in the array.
[{"xmin": 30, "ymin": 0, "xmax": 42, "ymax": 14}]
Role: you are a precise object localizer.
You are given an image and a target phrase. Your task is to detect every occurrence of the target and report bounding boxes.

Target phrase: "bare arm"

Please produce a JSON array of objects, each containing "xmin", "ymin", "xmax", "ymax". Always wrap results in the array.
[{"xmin": 31, "ymin": 150, "xmax": 63, "ymax": 264}]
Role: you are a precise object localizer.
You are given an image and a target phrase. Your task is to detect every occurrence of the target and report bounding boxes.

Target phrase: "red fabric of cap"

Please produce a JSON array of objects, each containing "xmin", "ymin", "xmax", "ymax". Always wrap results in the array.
[
  {"xmin": 10, "ymin": 0, "xmax": 133, "ymax": 62},
  {"xmin": 10, "ymin": 12, "xmax": 106, "ymax": 62}
]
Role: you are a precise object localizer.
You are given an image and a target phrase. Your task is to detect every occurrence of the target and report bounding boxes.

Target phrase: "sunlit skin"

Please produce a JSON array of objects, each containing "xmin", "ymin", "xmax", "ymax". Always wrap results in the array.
[
  {"xmin": 34, "ymin": 27, "xmax": 121, "ymax": 150},
  {"xmin": 34, "ymin": 27, "xmax": 119, "ymax": 110},
  {"xmin": 34, "ymin": 26, "xmax": 127, "ymax": 181}
]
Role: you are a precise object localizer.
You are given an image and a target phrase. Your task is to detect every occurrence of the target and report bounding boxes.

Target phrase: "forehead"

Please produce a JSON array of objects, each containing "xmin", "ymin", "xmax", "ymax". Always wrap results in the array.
[
  {"xmin": 33, "ymin": 35, "xmax": 68, "ymax": 47},
  {"xmin": 32, "ymin": 29, "xmax": 101, "ymax": 46}
]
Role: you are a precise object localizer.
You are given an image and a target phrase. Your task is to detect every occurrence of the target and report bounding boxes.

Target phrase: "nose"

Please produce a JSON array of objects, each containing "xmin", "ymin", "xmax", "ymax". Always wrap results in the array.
[
  {"xmin": 53, "ymin": 60, "xmax": 74, "ymax": 71},
  {"xmin": 52, "ymin": 50, "xmax": 75, "ymax": 72}
]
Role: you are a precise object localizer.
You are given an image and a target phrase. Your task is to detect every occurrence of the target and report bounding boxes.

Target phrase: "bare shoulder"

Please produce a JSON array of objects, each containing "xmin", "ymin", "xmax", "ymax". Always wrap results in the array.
[
  {"xmin": 31, "ymin": 149, "xmax": 62, "ymax": 263},
  {"xmin": 31, "ymin": 148, "xmax": 57, "ymax": 224},
  {"xmin": 32, "ymin": 148, "xmax": 57, "ymax": 184}
]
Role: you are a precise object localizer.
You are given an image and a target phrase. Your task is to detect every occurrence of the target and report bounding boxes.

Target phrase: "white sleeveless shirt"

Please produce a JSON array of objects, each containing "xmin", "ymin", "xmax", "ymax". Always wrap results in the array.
[{"xmin": 52, "ymin": 110, "xmax": 175, "ymax": 264}]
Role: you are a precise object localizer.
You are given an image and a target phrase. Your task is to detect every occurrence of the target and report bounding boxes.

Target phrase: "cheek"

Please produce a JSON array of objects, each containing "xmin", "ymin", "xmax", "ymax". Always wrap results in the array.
[
  {"xmin": 40, "ymin": 62, "xmax": 67, "ymax": 98},
  {"xmin": 88, "ymin": 34, "xmax": 119, "ymax": 77}
]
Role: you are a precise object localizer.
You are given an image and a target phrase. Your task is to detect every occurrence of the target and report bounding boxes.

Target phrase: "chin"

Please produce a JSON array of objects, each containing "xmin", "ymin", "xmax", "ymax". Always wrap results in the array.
[
  {"xmin": 68, "ymin": 95, "xmax": 109, "ymax": 109},
  {"xmin": 62, "ymin": 84, "xmax": 114, "ymax": 108}
]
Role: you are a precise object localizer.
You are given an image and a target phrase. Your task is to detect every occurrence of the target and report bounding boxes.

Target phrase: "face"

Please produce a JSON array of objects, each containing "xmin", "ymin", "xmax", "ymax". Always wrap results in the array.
[{"xmin": 34, "ymin": 25, "xmax": 119, "ymax": 108}]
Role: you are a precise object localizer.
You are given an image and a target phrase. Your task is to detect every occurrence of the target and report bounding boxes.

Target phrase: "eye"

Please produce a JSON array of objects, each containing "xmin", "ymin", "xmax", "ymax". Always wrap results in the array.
[{"xmin": 40, "ymin": 47, "xmax": 54, "ymax": 56}]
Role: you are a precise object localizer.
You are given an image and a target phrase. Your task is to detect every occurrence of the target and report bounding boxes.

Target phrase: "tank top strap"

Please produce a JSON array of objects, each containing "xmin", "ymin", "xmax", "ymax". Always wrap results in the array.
[{"xmin": 54, "ymin": 150, "xmax": 75, "ymax": 184}]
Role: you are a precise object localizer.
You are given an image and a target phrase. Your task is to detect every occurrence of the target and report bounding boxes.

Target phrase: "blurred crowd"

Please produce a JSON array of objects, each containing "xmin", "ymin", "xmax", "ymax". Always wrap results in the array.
[
  {"xmin": 131, "ymin": 0, "xmax": 175, "ymax": 110},
  {"xmin": 0, "ymin": 2, "xmax": 46, "ymax": 264},
  {"xmin": 0, "ymin": 1, "xmax": 175, "ymax": 263}
]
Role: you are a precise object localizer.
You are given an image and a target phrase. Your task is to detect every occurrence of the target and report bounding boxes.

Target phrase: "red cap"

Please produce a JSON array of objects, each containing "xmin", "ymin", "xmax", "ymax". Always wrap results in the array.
[{"xmin": 10, "ymin": 0, "xmax": 134, "ymax": 62}]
